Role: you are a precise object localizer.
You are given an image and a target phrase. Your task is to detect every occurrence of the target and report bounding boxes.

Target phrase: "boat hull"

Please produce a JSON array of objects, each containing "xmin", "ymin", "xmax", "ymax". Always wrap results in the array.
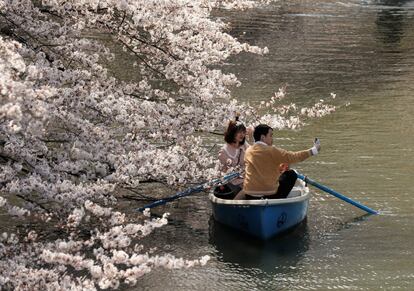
[{"xmin": 209, "ymin": 183, "xmax": 310, "ymax": 239}]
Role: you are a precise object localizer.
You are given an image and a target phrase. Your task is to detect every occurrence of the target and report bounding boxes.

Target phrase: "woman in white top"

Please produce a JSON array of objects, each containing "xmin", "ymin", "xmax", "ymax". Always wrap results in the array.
[{"xmin": 216, "ymin": 116, "xmax": 251, "ymax": 197}]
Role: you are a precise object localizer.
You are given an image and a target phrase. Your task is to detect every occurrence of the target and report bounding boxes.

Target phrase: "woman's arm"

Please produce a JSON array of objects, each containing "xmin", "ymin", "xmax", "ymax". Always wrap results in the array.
[{"xmin": 218, "ymin": 148, "xmax": 230, "ymax": 171}]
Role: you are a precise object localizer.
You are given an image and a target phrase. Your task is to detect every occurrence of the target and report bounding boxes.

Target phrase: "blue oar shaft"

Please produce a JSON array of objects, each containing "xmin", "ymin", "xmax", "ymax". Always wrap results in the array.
[
  {"xmin": 296, "ymin": 172, "xmax": 378, "ymax": 215},
  {"xmin": 137, "ymin": 185, "xmax": 204, "ymax": 211},
  {"xmin": 137, "ymin": 172, "xmax": 239, "ymax": 212}
]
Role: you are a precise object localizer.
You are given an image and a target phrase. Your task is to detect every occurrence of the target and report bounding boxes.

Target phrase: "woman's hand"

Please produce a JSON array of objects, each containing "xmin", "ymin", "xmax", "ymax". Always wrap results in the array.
[{"xmin": 279, "ymin": 163, "xmax": 289, "ymax": 173}]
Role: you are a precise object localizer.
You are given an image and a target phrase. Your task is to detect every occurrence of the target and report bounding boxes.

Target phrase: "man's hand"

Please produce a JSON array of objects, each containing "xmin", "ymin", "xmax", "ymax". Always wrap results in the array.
[{"xmin": 310, "ymin": 138, "xmax": 321, "ymax": 156}]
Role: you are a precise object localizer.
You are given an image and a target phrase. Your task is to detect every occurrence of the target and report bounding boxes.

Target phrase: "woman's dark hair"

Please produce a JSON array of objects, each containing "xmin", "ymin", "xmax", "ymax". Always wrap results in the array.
[
  {"xmin": 224, "ymin": 116, "xmax": 246, "ymax": 145},
  {"xmin": 253, "ymin": 124, "xmax": 272, "ymax": 142}
]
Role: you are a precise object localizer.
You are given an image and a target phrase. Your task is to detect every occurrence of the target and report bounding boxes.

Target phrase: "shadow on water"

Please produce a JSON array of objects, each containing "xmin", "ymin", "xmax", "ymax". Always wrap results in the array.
[
  {"xmin": 309, "ymin": 211, "xmax": 376, "ymax": 239},
  {"xmin": 335, "ymin": 213, "xmax": 374, "ymax": 229},
  {"xmin": 208, "ymin": 216, "xmax": 310, "ymax": 274},
  {"xmin": 375, "ymin": 0, "xmax": 412, "ymax": 44}
]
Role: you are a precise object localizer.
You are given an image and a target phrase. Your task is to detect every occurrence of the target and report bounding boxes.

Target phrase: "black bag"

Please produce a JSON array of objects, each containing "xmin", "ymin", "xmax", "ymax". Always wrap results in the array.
[{"xmin": 213, "ymin": 183, "xmax": 239, "ymax": 199}]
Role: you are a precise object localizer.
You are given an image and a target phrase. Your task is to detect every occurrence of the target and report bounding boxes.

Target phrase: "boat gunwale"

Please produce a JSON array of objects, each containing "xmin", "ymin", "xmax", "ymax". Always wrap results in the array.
[{"xmin": 209, "ymin": 183, "xmax": 310, "ymax": 206}]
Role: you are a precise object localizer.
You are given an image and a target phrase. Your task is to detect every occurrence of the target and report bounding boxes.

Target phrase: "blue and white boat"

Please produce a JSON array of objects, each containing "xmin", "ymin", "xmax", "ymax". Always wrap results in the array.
[{"xmin": 209, "ymin": 180, "xmax": 310, "ymax": 240}]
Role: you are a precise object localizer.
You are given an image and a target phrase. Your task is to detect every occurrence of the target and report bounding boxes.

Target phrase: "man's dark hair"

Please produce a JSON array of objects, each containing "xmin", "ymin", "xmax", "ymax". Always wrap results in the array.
[
  {"xmin": 253, "ymin": 124, "xmax": 272, "ymax": 142},
  {"xmin": 224, "ymin": 120, "xmax": 246, "ymax": 145}
]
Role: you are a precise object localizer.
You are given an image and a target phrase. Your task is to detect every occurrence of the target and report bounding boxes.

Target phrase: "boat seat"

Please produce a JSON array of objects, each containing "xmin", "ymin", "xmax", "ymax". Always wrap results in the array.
[{"xmin": 287, "ymin": 188, "xmax": 302, "ymax": 198}]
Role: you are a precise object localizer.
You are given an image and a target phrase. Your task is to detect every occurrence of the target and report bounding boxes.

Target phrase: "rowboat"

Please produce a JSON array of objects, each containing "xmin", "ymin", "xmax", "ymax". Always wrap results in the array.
[{"xmin": 209, "ymin": 180, "xmax": 310, "ymax": 240}]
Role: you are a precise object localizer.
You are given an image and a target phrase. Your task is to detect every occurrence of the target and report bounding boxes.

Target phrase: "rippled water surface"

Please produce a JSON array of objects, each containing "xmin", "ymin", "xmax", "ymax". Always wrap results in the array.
[{"xmin": 130, "ymin": 1, "xmax": 414, "ymax": 290}]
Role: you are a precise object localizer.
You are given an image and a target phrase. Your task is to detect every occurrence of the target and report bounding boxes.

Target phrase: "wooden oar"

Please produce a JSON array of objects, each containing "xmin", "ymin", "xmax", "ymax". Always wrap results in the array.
[
  {"xmin": 295, "ymin": 171, "xmax": 378, "ymax": 215},
  {"xmin": 136, "ymin": 172, "xmax": 240, "ymax": 212}
]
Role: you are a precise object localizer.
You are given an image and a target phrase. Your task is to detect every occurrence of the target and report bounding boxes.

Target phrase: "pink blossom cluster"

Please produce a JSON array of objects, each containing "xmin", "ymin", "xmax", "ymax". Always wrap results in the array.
[
  {"xmin": 256, "ymin": 91, "xmax": 340, "ymax": 129},
  {"xmin": 300, "ymin": 98, "xmax": 337, "ymax": 118}
]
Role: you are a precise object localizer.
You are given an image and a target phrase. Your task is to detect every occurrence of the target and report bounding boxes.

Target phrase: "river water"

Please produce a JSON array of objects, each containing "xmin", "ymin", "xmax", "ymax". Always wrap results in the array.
[{"xmin": 132, "ymin": 1, "xmax": 414, "ymax": 290}]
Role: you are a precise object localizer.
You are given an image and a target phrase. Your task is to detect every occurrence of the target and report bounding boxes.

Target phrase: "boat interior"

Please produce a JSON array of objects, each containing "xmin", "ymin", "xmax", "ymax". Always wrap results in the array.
[{"xmin": 213, "ymin": 180, "xmax": 306, "ymax": 200}]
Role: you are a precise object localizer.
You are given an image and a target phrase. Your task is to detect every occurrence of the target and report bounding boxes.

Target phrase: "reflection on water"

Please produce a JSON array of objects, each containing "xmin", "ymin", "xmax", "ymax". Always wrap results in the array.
[
  {"xmin": 208, "ymin": 217, "xmax": 309, "ymax": 274},
  {"xmin": 221, "ymin": 0, "xmax": 414, "ymax": 103},
  {"xmin": 375, "ymin": 0, "xmax": 411, "ymax": 44}
]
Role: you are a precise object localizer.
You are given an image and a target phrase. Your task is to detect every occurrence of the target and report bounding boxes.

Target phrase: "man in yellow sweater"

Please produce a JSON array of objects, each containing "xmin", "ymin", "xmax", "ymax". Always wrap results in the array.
[{"xmin": 235, "ymin": 124, "xmax": 320, "ymax": 200}]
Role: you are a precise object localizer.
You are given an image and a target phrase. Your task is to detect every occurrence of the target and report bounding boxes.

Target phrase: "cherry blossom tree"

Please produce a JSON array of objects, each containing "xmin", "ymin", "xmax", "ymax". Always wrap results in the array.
[{"xmin": 0, "ymin": 0, "xmax": 338, "ymax": 289}]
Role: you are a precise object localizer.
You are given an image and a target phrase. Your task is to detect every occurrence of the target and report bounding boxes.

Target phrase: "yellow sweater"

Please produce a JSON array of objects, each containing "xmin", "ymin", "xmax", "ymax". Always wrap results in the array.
[{"xmin": 243, "ymin": 143, "xmax": 311, "ymax": 195}]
